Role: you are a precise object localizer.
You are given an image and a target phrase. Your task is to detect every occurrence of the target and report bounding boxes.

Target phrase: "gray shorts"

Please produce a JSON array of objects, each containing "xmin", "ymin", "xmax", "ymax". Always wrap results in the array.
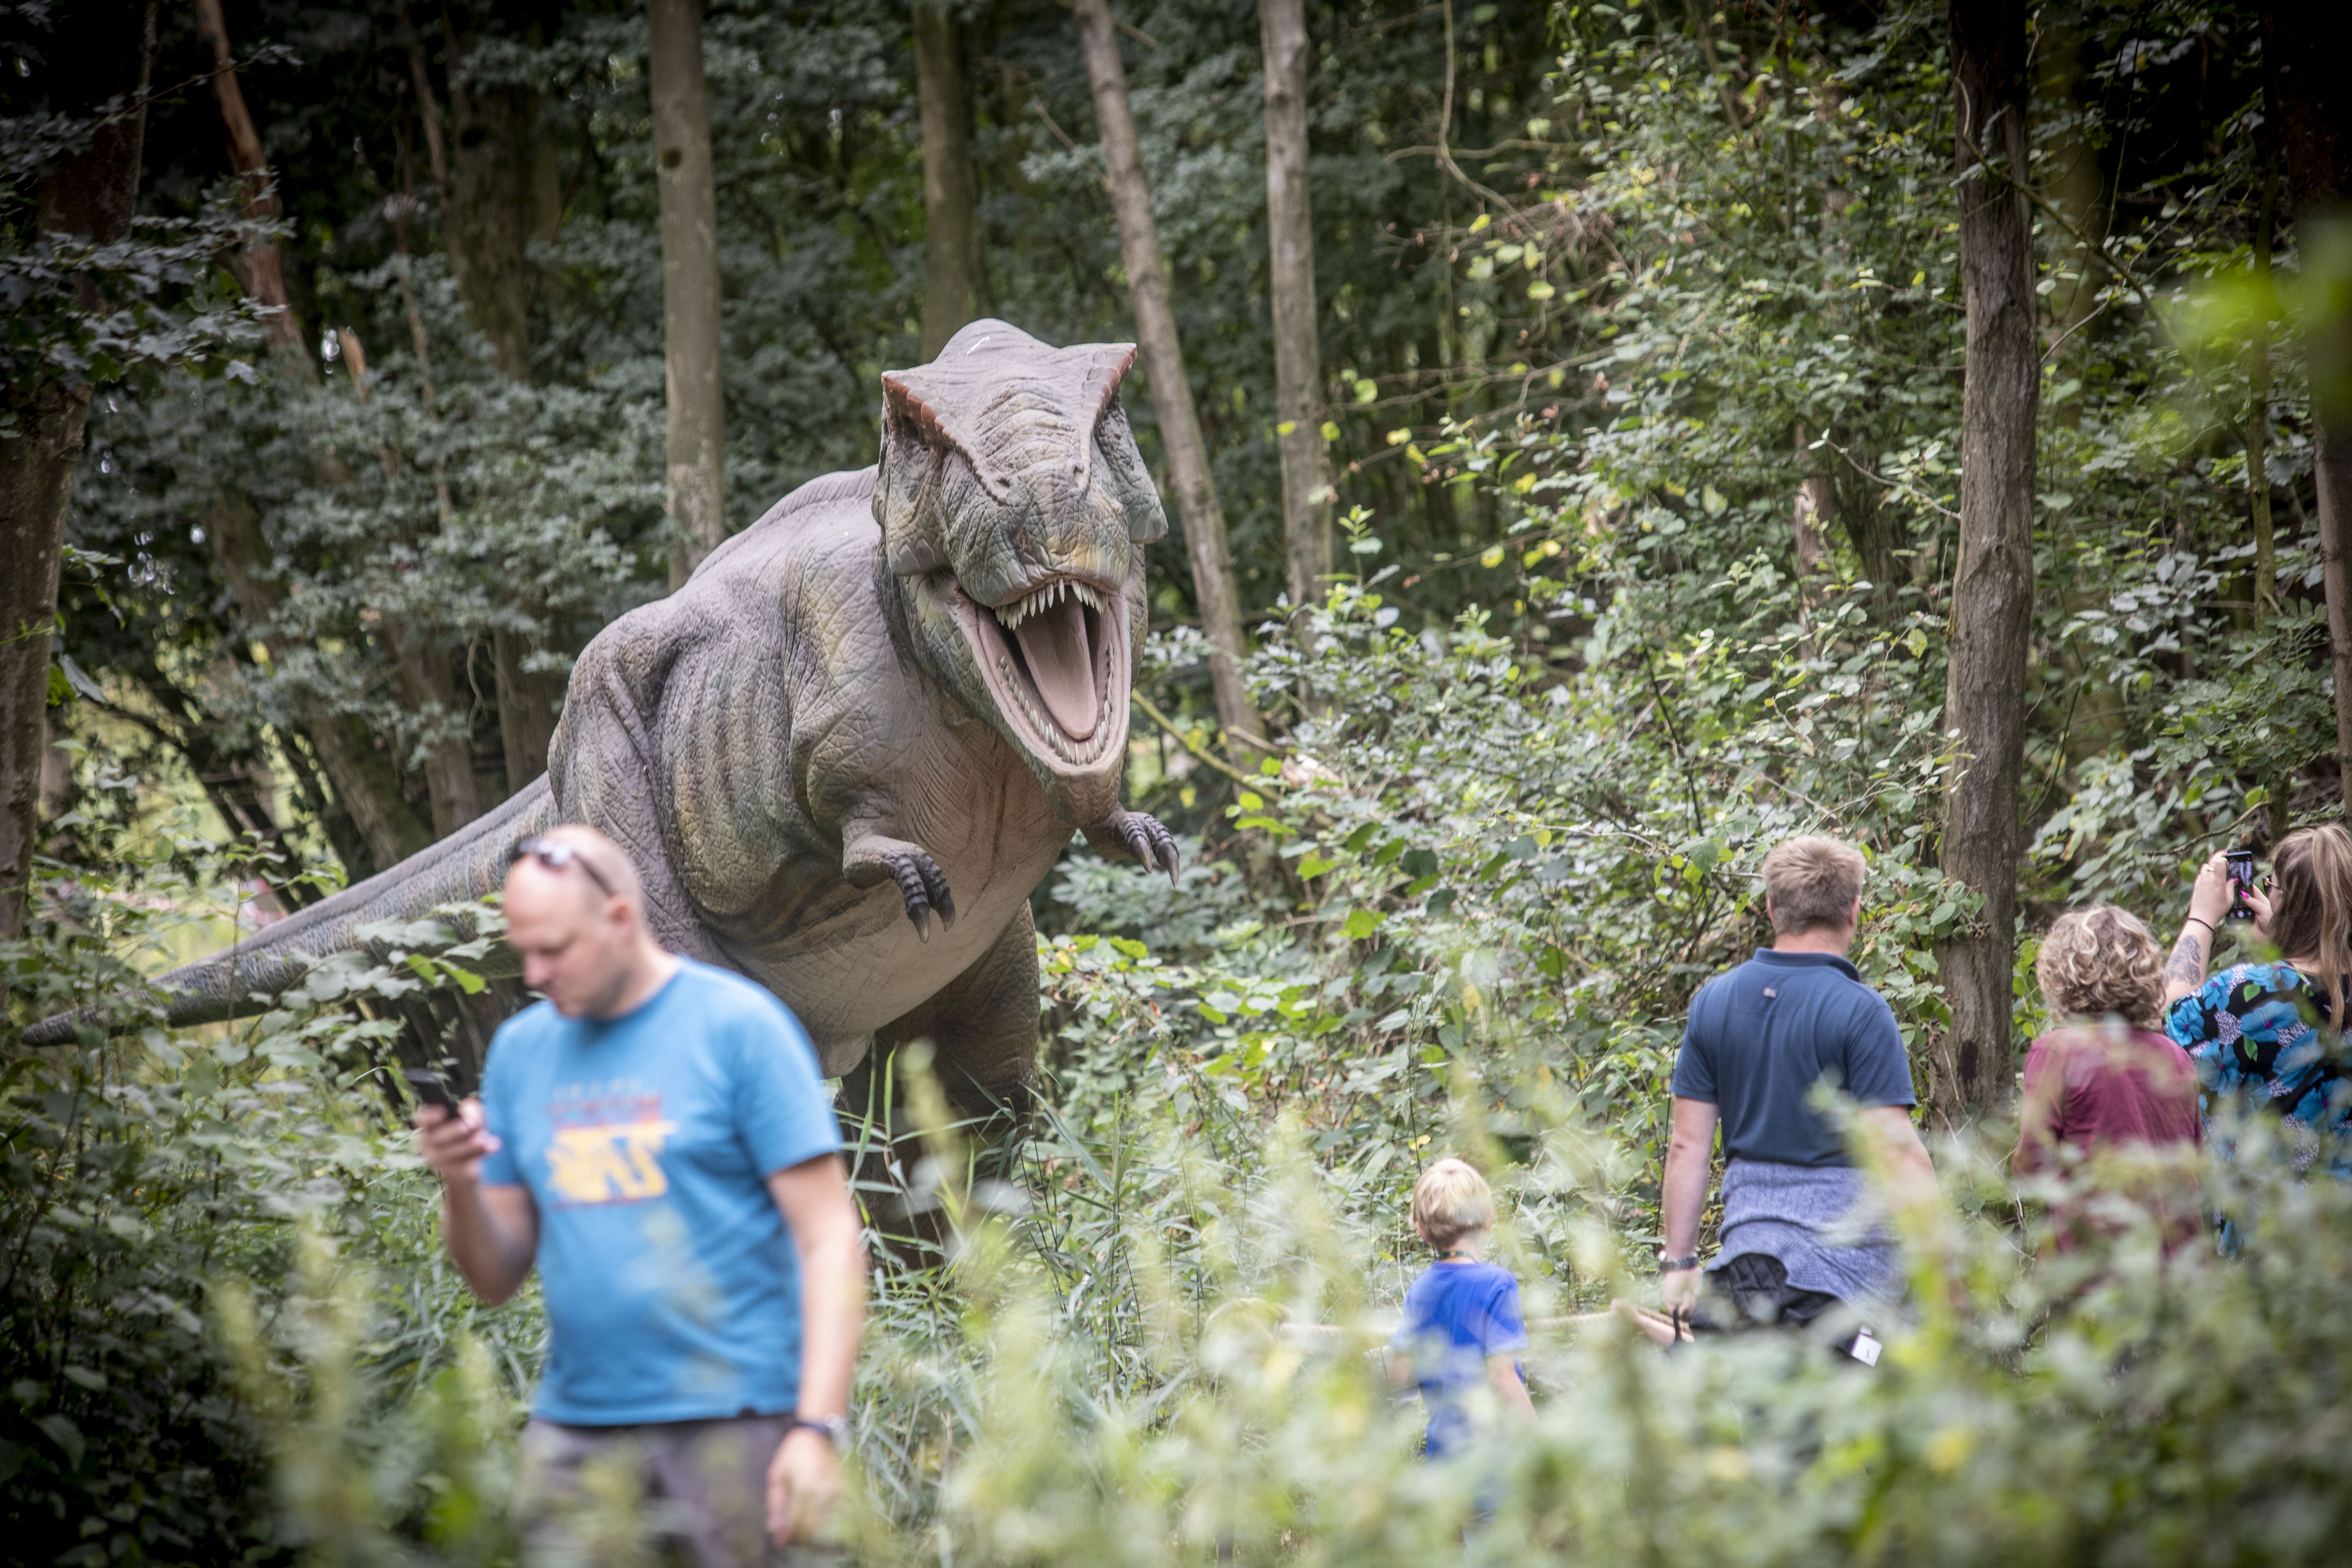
[{"xmin": 516, "ymin": 1414, "xmax": 842, "ymax": 1568}]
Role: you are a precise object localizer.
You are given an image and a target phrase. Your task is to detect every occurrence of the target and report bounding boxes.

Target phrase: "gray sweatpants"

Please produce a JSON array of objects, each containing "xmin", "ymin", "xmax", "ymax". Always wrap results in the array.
[{"xmin": 516, "ymin": 1415, "xmax": 842, "ymax": 1568}]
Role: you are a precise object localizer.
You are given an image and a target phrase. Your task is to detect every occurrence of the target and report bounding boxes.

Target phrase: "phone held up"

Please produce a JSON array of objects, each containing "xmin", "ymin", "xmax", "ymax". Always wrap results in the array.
[
  {"xmin": 2225, "ymin": 847, "xmax": 2257, "ymax": 921},
  {"xmin": 402, "ymin": 1067, "xmax": 460, "ymax": 1115}
]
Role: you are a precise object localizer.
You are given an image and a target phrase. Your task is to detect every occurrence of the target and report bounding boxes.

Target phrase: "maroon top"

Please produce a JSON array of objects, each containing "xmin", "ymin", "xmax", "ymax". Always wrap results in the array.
[
  {"xmin": 2016, "ymin": 1024, "xmax": 2202, "ymax": 1169},
  {"xmin": 2015, "ymin": 1023, "xmax": 2203, "ymax": 1252}
]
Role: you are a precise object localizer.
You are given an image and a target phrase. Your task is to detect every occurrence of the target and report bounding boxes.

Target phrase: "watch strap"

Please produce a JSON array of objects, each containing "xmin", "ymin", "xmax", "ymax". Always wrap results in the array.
[
  {"xmin": 1658, "ymin": 1255, "xmax": 1701, "ymax": 1272},
  {"xmin": 788, "ymin": 1414, "xmax": 849, "ymax": 1448}
]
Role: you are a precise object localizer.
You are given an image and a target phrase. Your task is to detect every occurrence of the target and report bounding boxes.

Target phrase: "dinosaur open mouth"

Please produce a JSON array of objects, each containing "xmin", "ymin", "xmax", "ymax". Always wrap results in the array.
[{"xmin": 955, "ymin": 578, "xmax": 1125, "ymax": 768}]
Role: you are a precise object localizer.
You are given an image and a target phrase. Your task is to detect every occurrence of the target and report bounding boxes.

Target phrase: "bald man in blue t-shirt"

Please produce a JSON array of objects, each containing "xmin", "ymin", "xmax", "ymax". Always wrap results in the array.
[{"xmin": 414, "ymin": 826, "xmax": 864, "ymax": 1565}]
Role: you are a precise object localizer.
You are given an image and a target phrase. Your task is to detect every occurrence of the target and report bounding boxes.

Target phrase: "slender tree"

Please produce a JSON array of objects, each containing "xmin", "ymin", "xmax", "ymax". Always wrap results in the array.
[
  {"xmin": 1073, "ymin": 0, "xmax": 1266, "ymax": 751},
  {"xmin": 915, "ymin": 2, "xmax": 987, "ymax": 359},
  {"xmin": 195, "ymin": 0, "xmax": 302, "ymax": 358},
  {"xmin": 398, "ymin": 35, "xmax": 566, "ymax": 796},
  {"xmin": 433, "ymin": 11, "xmax": 561, "ymax": 383},
  {"xmin": 648, "ymin": 0, "xmax": 728, "ymax": 587},
  {"xmin": 0, "ymin": 0, "xmax": 158, "ymax": 941},
  {"xmin": 192, "ymin": 0, "xmax": 445, "ymax": 865},
  {"xmin": 2261, "ymin": 2, "xmax": 2352, "ymax": 805},
  {"xmin": 1259, "ymin": 0, "xmax": 1331, "ymax": 620},
  {"xmin": 1933, "ymin": 0, "xmax": 2038, "ymax": 1126}
]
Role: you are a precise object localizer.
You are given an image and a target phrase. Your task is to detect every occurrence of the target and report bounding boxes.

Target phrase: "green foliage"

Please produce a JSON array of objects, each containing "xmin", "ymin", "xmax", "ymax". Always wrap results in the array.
[
  {"xmin": 0, "ymin": 876, "xmax": 538, "ymax": 1567},
  {"xmin": 853, "ymin": 1103, "xmax": 2352, "ymax": 1568}
]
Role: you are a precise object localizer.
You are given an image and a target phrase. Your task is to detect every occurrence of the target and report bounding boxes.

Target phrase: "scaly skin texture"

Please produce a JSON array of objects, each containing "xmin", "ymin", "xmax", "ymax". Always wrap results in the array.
[{"xmin": 26, "ymin": 322, "xmax": 1180, "ymax": 1111}]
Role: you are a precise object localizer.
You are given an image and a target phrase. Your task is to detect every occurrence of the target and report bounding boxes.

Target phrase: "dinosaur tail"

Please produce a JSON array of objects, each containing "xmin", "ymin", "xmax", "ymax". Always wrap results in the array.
[{"xmin": 23, "ymin": 776, "xmax": 554, "ymax": 1046}]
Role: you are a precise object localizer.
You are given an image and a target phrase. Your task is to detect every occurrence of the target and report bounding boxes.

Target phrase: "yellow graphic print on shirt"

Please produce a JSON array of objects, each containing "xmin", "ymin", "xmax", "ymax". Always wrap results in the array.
[{"xmin": 543, "ymin": 1093, "xmax": 678, "ymax": 1206}]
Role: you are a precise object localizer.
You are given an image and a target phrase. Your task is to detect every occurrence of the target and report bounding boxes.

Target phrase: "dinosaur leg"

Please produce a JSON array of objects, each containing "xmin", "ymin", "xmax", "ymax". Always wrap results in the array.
[
  {"xmin": 839, "ymin": 902, "xmax": 1040, "ymax": 1254},
  {"xmin": 842, "ymin": 899, "xmax": 1038, "ymax": 1121}
]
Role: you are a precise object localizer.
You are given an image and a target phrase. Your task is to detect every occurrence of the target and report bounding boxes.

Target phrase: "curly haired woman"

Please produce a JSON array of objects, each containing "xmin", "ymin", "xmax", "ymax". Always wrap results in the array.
[{"xmin": 2015, "ymin": 905, "xmax": 2202, "ymax": 1252}]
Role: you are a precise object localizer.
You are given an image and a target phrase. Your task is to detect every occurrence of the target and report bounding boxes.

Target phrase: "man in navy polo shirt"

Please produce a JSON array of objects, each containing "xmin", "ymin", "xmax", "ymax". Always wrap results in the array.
[{"xmin": 1658, "ymin": 835, "xmax": 1935, "ymax": 1348}]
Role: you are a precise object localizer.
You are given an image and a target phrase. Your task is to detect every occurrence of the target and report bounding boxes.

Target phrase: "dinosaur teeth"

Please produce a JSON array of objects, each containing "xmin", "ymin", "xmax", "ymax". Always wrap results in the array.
[
  {"xmin": 983, "ymin": 586, "xmax": 1121, "ymax": 764},
  {"xmin": 991, "ymin": 578, "xmax": 1110, "ymax": 632}
]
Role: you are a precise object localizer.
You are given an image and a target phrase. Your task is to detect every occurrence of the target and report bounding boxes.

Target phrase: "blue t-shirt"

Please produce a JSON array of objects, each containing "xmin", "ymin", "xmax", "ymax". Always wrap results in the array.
[
  {"xmin": 1390, "ymin": 1261, "xmax": 1527, "ymax": 1458},
  {"xmin": 478, "ymin": 958, "xmax": 841, "ymax": 1425},
  {"xmin": 1671, "ymin": 948, "xmax": 1916, "ymax": 1167}
]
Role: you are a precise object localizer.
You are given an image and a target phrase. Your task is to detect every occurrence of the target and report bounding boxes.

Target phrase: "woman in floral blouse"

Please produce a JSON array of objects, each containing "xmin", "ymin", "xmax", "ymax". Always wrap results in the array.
[{"xmin": 2161, "ymin": 825, "xmax": 2352, "ymax": 1172}]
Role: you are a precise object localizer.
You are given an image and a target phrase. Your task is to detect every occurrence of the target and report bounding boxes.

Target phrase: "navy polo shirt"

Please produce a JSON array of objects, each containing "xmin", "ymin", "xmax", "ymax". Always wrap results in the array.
[{"xmin": 1671, "ymin": 948, "xmax": 1916, "ymax": 1167}]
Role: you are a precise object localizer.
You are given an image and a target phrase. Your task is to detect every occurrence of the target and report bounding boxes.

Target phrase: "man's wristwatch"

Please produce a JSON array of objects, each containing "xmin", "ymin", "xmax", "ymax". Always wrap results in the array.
[
  {"xmin": 1659, "ymin": 1255, "xmax": 1701, "ymax": 1272},
  {"xmin": 788, "ymin": 1414, "xmax": 850, "ymax": 1448}
]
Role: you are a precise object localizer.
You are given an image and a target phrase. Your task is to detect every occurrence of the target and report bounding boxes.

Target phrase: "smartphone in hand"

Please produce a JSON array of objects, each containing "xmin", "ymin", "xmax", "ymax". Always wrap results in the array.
[
  {"xmin": 2225, "ymin": 847, "xmax": 2257, "ymax": 920},
  {"xmin": 402, "ymin": 1067, "xmax": 460, "ymax": 1115}
]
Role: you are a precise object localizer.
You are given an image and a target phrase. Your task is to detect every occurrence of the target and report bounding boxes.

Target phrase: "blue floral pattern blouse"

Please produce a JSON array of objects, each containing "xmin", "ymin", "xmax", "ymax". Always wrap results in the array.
[{"xmin": 2164, "ymin": 962, "xmax": 2352, "ymax": 1155}]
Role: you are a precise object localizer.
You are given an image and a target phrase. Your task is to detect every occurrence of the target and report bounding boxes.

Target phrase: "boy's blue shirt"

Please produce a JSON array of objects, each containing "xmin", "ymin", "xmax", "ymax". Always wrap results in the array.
[
  {"xmin": 1391, "ymin": 1260, "xmax": 1527, "ymax": 1458},
  {"xmin": 478, "ymin": 957, "xmax": 841, "ymax": 1426}
]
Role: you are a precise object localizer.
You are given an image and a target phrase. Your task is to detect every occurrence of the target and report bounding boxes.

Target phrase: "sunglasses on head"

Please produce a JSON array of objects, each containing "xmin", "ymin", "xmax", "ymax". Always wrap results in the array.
[{"xmin": 506, "ymin": 835, "xmax": 617, "ymax": 898}]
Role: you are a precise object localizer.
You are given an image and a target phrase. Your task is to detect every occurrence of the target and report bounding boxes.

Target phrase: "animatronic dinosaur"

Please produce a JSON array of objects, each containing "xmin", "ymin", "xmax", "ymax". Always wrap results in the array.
[{"xmin": 27, "ymin": 320, "xmax": 1182, "ymax": 1112}]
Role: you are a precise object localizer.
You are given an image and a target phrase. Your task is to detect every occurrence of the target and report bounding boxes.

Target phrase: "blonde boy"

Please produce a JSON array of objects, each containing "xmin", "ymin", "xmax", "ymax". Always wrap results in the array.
[{"xmin": 1386, "ymin": 1159, "xmax": 1535, "ymax": 1457}]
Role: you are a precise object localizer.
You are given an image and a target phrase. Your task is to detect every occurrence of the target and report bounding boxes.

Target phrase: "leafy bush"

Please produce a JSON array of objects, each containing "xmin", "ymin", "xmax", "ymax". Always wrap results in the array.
[{"xmin": 0, "ymin": 874, "xmax": 539, "ymax": 1568}]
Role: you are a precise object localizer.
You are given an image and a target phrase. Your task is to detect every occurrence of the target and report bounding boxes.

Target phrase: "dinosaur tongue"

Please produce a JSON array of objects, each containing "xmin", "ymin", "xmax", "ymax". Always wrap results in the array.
[{"xmin": 1012, "ymin": 598, "xmax": 1099, "ymax": 739}]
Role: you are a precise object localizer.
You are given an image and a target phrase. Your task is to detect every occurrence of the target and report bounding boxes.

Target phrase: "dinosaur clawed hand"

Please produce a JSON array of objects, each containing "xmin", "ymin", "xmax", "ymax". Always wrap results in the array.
[
  {"xmin": 885, "ymin": 848, "xmax": 958, "ymax": 941},
  {"xmin": 1098, "ymin": 810, "xmax": 1181, "ymax": 887},
  {"xmin": 846, "ymin": 835, "xmax": 959, "ymax": 942}
]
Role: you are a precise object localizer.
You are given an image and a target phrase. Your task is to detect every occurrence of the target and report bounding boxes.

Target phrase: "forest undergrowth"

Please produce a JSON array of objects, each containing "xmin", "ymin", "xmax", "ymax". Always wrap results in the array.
[{"xmin": 9, "ymin": 569, "xmax": 2352, "ymax": 1565}]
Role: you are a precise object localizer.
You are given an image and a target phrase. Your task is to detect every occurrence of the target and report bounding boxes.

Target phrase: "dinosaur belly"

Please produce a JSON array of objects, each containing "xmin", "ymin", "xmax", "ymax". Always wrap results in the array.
[{"xmin": 708, "ymin": 815, "xmax": 1068, "ymax": 1078}]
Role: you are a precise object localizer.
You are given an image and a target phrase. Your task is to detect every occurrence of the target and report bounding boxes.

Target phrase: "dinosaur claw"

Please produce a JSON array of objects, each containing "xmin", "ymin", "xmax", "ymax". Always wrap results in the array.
[
  {"xmin": 878, "ymin": 845, "xmax": 952, "ymax": 940},
  {"xmin": 1110, "ymin": 811, "xmax": 1181, "ymax": 885}
]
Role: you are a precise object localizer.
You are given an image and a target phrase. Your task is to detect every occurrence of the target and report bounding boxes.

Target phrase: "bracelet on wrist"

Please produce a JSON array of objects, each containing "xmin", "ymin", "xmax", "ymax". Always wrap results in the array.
[
  {"xmin": 2185, "ymin": 915, "xmax": 2215, "ymax": 934},
  {"xmin": 1658, "ymin": 1255, "xmax": 1701, "ymax": 1272}
]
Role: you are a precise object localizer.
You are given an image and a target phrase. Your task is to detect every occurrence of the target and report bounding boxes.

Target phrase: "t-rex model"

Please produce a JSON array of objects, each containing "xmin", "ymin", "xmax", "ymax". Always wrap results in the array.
[{"xmin": 26, "ymin": 320, "xmax": 1181, "ymax": 1113}]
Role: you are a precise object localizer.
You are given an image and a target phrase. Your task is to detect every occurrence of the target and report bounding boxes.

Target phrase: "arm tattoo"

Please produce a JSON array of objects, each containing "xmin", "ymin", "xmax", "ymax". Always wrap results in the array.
[{"xmin": 2164, "ymin": 931, "xmax": 2205, "ymax": 987}]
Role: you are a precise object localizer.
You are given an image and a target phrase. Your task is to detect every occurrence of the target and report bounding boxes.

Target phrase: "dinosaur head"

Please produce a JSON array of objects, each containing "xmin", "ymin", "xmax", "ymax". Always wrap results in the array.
[{"xmin": 875, "ymin": 320, "xmax": 1164, "ymax": 824}]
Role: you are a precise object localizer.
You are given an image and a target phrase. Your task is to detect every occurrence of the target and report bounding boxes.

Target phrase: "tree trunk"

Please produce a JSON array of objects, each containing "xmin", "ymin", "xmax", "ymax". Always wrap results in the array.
[
  {"xmin": 495, "ymin": 629, "xmax": 561, "ymax": 790},
  {"xmin": 436, "ymin": 18, "xmax": 554, "ymax": 383},
  {"xmin": 2250, "ymin": 158, "xmax": 2280, "ymax": 618},
  {"xmin": 1073, "ymin": 0, "xmax": 1267, "ymax": 752},
  {"xmin": 1, "ymin": 380, "xmax": 91, "ymax": 944},
  {"xmin": 1932, "ymin": 0, "xmax": 2038, "ymax": 1128},
  {"xmin": 1791, "ymin": 424, "xmax": 1830, "ymax": 582},
  {"xmin": 1259, "ymin": 0, "xmax": 1331, "ymax": 622},
  {"xmin": 0, "ymin": 0, "xmax": 158, "ymax": 942},
  {"xmin": 397, "ymin": 59, "xmax": 565, "ymax": 796},
  {"xmin": 915, "ymin": 2, "xmax": 987, "ymax": 360},
  {"xmin": 195, "ymin": 0, "xmax": 304, "ymax": 360},
  {"xmin": 192, "ymin": 9, "xmax": 448, "ymax": 859},
  {"xmin": 338, "ymin": 328, "xmax": 485, "ymax": 838},
  {"xmin": 204, "ymin": 493, "xmax": 435, "ymax": 869},
  {"xmin": 2035, "ymin": 18, "xmax": 2108, "ymax": 387},
  {"xmin": 648, "ymin": 0, "xmax": 728, "ymax": 588},
  {"xmin": 385, "ymin": 640, "xmax": 485, "ymax": 839},
  {"xmin": 2262, "ymin": 1, "xmax": 2352, "ymax": 809}
]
